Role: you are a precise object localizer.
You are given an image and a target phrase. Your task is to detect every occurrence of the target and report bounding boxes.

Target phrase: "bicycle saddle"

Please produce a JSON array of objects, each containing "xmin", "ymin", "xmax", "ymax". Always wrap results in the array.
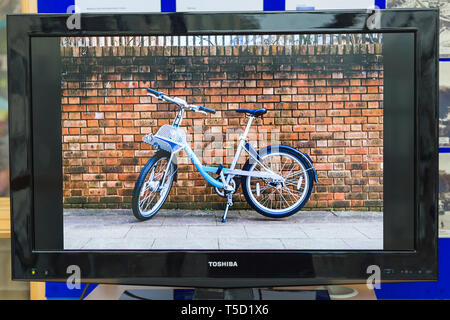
[{"xmin": 235, "ymin": 108, "xmax": 267, "ymax": 117}]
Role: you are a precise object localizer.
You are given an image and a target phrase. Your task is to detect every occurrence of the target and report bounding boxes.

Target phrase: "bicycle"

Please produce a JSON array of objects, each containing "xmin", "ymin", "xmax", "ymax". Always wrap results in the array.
[{"xmin": 132, "ymin": 88, "xmax": 319, "ymax": 223}]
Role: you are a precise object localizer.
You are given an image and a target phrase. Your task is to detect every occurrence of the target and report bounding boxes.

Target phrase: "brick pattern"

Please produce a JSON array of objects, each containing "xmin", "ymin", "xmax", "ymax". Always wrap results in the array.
[{"xmin": 61, "ymin": 39, "xmax": 383, "ymax": 210}]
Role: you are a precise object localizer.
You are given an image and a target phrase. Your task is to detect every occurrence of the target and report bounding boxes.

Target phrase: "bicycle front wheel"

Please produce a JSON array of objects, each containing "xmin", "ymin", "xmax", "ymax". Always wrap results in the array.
[
  {"xmin": 241, "ymin": 146, "xmax": 314, "ymax": 218},
  {"xmin": 132, "ymin": 151, "xmax": 175, "ymax": 221}
]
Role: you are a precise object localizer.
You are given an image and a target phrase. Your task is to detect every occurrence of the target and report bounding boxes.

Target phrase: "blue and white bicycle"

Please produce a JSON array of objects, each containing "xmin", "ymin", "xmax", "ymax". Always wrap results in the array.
[{"xmin": 132, "ymin": 88, "xmax": 319, "ymax": 222}]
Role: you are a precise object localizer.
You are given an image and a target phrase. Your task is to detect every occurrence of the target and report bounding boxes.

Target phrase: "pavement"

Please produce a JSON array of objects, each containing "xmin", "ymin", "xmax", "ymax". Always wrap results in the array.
[{"xmin": 63, "ymin": 209, "xmax": 383, "ymax": 250}]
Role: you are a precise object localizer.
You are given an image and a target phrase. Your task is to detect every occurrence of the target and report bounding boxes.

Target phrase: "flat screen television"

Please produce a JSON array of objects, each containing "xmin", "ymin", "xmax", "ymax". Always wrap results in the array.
[{"xmin": 7, "ymin": 9, "xmax": 439, "ymax": 288}]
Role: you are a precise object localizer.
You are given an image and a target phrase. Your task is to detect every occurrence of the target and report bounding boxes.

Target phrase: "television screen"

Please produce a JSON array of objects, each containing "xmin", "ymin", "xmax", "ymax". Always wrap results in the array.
[
  {"xmin": 8, "ymin": 10, "xmax": 439, "ymax": 287},
  {"xmin": 58, "ymin": 32, "xmax": 385, "ymax": 251}
]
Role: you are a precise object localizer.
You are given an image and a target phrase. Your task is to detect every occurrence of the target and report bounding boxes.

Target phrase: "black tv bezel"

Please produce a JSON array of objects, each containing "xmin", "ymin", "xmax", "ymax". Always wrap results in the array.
[{"xmin": 7, "ymin": 9, "xmax": 438, "ymax": 287}]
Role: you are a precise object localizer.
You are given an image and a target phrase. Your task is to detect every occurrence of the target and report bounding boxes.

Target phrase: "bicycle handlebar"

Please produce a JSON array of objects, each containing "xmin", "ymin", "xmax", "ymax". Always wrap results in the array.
[
  {"xmin": 198, "ymin": 106, "xmax": 216, "ymax": 114},
  {"xmin": 147, "ymin": 88, "xmax": 163, "ymax": 96},
  {"xmin": 147, "ymin": 88, "xmax": 216, "ymax": 115}
]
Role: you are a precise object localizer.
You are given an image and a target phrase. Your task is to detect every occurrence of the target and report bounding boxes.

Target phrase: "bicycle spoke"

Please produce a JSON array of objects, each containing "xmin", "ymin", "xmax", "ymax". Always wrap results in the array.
[
  {"xmin": 284, "ymin": 181, "xmax": 305, "ymax": 190},
  {"xmin": 270, "ymin": 191, "xmax": 274, "ymax": 209},
  {"xmin": 258, "ymin": 185, "xmax": 273, "ymax": 194},
  {"xmin": 284, "ymin": 167, "xmax": 313, "ymax": 179},
  {"xmin": 141, "ymin": 198, "xmax": 151, "ymax": 212},
  {"xmin": 284, "ymin": 188, "xmax": 299, "ymax": 203},
  {"xmin": 140, "ymin": 190, "xmax": 152, "ymax": 205},
  {"xmin": 261, "ymin": 190, "xmax": 274, "ymax": 207},
  {"xmin": 284, "ymin": 187, "xmax": 302, "ymax": 200},
  {"xmin": 280, "ymin": 157, "xmax": 289, "ymax": 173},
  {"xmin": 141, "ymin": 185, "xmax": 157, "ymax": 206},
  {"xmin": 144, "ymin": 193, "xmax": 157, "ymax": 211}
]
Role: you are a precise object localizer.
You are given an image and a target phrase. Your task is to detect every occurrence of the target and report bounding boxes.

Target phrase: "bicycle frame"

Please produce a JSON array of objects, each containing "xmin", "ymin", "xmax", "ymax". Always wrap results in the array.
[
  {"xmin": 143, "ymin": 107, "xmax": 284, "ymax": 191},
  {"xmin": 138, "ymin": 89, "xmax": 319, "ymax": 222}
]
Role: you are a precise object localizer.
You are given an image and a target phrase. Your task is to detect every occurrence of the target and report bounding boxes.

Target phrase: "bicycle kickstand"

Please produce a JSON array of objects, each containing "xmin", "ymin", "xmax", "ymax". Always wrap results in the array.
[{"xmin": 222, "ymin": 193, "xmax": 233, "ymax": 223}]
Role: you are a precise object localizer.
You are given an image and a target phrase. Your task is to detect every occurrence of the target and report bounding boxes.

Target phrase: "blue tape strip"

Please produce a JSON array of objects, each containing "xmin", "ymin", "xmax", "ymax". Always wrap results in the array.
[
  {"xmin": 46, "ymin": 283, "xmax": 97, "ymax": 299},
  {"xmin": 161, "ymin": 0, "xmax": 176, "ymax": 12},
  {"xmin": 374, "ymin": 0, "xmax": 386, "ymax": 9},
  {"xmin": 37, "ymin": 0, "xmax": 387, "ymax": 14},
  {"xmin": 38, "ymin": 0, "xmax": 74, "ymax": 13},
  {"xmin": 264, "ymin": 0, "xmax": 285, "ymax": 11}
]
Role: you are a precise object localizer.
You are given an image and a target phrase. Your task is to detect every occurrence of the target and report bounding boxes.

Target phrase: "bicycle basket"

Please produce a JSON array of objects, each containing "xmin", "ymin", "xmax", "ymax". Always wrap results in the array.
[{"xmin": 142, "ymin": 124, "xmax": 186, "ymax": 152}]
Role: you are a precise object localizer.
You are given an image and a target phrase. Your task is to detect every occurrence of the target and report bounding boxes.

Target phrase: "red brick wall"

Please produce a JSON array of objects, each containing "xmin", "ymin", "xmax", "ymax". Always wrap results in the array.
[{"xmin": 61, "ymin": 39, "xmax": 383, "ymax": 211}]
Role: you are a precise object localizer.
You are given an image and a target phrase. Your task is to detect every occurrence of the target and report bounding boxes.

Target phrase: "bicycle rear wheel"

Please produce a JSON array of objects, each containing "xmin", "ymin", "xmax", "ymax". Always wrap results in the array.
[{"xmin": 241, "ymin": 146, "xmax": 314, "ymax": 218}]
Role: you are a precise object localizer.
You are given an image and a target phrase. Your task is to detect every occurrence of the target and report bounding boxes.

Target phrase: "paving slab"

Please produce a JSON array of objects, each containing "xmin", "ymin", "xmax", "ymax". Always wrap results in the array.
[
  {"xmin": 299, "ymin": 224, "xmax": 370, "ymax": 240},
  {"xmin": 152, "ymin": 238, "xmax": 219, "ymax": 250},
  {"xmin": 187, "ymin": 225, "xmax": 247, "ymax": 239},
  {"xmin": 64, "ymin": 209, "xmax": 383, "ymax": 250},
  {"xmin": 219, "ymin": 238, "xmax": 285, "ymax": 250},
  {"xmin": 244, "ymin": 225, "xmax": 308, "ymax": 239}
]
